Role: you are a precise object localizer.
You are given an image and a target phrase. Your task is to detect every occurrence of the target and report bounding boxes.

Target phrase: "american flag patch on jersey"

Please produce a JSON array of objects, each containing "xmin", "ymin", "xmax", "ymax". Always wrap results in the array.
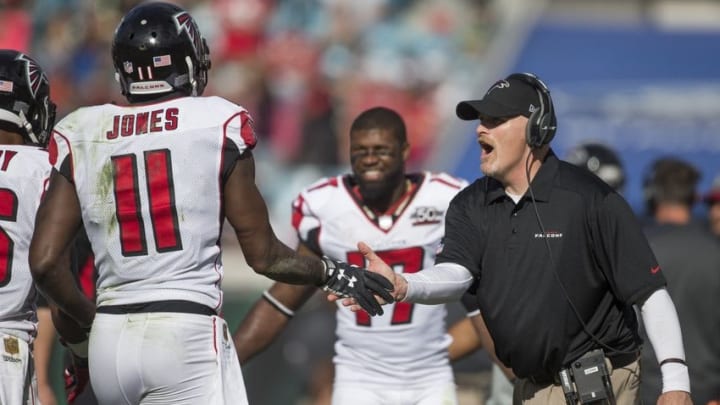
[
  {"xmin": 153, "ymin": 55, "xmax": 172, "ymax": 67},
  {"xmin": 0, "ymin": 80, "xmax": 13, "ymax": 93}
]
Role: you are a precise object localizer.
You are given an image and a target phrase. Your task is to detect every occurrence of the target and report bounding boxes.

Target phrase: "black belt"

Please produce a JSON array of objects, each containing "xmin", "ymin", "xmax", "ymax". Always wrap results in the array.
[
  {"xmin": 607, "ymin": 350, "xmax": 639, "ymax": 369},
  {"xmin": 97, "ymin": 300, "xmax": 216, "ymax": 316},
  {"xmin": 527, "ymin": 351, "xmax": 639, "ymax": 386}
]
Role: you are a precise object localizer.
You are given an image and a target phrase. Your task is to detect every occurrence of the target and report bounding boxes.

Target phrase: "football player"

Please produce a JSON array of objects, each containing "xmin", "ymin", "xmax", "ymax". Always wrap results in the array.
[
  {"xmin": 28, "ymin": 3, "xmax": 392, "ymax": 405},
  {"xmin": 0, "ymin": 49, "xmax": 56, "ymax": 405},
  {"xmin": 234, "ymin": 107, "xmax": 468, "ymax": 404}
]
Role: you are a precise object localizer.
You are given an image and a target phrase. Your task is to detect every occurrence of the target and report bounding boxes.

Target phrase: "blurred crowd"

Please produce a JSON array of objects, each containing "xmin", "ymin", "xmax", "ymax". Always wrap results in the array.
[{"xmin": 1, "ymin": 0, "xmax": 497, "ymax": 169}]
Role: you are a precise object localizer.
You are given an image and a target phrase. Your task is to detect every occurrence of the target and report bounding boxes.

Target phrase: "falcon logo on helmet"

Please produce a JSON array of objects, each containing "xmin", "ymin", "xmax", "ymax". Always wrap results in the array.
[
  {"xmin": 16, "ymin": 53, "xmax": 45, "ymax": 99},
  {"xmin": 174, "ymin": 12, "xmax": 203, "ymax": 61},
  {"xmin": 0, "ymin": 50, "xmax": 56, "ymax": 146}
]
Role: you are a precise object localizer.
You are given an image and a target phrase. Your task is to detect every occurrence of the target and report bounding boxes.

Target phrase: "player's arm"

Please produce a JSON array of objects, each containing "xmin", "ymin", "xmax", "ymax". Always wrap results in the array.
[
  {"xmin": 467, "ymin": 311, "xmax": 515, "ymax": 381},
  {"xmin": 49, "ymin": 302, "xmax": 91, "ymax": 404},
  {"xmin": 447, "ymin": 317, "xmax": 482, "ymax": 362},
  {"xmin": 29, "ymin": 169, "xmax": 95, "ymax": 327},
  {"xmin": 451, "ymin": 292, "xmax": 516, "ymax": 380},
  {"xmin": 34, "ymin": 304, "xmax": 59, "ymax": 405},
  {"xmin": 225, "ymin": 152, "xmax": 326, "ymax": 284},
  {"xmin": 234, "ymin": 243, "xmax": 319, "ymax": 363},
  {"xmin": 224, "ymin": 151, "xmax": 392, "ymax": 315},
  {"xmin": 233, "ymin": 282, "xmax": 315, "ymax": 364}
]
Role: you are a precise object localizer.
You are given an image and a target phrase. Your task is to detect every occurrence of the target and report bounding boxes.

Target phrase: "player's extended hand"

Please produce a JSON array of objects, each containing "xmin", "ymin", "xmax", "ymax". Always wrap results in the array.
[
  {"xmin": 321, "ymin": 256, "xmax": 394, "ymax": 316},
  {"xmin": 329, "ymin": 242, "xmax": 409, "ymax": 312},
  {"xmin": 64, "ymin": 354, "xmax": 90, "ymax": 404}
]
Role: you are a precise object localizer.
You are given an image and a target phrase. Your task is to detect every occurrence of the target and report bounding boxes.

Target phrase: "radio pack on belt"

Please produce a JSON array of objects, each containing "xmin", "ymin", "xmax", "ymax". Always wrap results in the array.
[{"xmin": 559, "ymin": 349, "xmax": 616, "ymax": 405}]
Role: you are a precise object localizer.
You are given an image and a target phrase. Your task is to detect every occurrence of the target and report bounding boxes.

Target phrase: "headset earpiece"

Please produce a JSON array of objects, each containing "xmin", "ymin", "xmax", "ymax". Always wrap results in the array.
[
  {"xmin": 526, "ymin": 107, "xmax": 543, "ymax": 149},
  {"xmin": 508, "ymin": 73, "xmax": 557, "ymax": 149}
]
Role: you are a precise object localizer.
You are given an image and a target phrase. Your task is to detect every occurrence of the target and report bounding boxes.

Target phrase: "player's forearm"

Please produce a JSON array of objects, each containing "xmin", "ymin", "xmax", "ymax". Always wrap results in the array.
[
  {"xmin": 234, "ymin": 300, "xmax": 291, "ymax": 363},
  {"xmin": 447, "ymin": 317, "xmax": 483, "ymax": 361},
  {"xmin": 250, "ymin": 241, "xmax": 326, "ymax": 285},
  {"xmin": 50, "ymin": 304, "xmax": 91, "ymax": 345},
  {"xmin": 34, "ymin": 307, "xmax": 56, "ymax": 386},
  {"xmin": 32, "ymin": 261, "xmax": 95, "ymax": 328},
  {"xmin": 235, "ymin": 283, "xmax": 315, "ymax": 362},
  {"xmin": 263, "ymin": 256, "xmax": 326, "ymax": 285}
]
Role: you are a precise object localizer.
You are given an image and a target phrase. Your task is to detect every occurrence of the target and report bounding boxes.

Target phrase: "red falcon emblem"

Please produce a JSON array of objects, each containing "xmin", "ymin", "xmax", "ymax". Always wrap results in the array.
[
  {"xmin": 174, "ymin": 11, "xmax": 203, "ymax": 57},
  {"xmin": 15, "ymin": 53, "xmax": 45, "ymax": 98}
]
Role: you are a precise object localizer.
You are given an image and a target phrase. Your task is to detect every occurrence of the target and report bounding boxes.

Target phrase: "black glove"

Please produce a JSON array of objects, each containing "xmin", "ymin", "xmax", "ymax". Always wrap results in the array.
[{"xmin": 321, "ymin": 256, "xmax": 394, "ymax": 316}]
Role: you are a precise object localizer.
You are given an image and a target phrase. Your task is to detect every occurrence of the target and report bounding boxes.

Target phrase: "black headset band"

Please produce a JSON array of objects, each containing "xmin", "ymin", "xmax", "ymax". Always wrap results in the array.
[{"xmin": 507, "ymin": 72, "xmax": 556, "ymax": 148}]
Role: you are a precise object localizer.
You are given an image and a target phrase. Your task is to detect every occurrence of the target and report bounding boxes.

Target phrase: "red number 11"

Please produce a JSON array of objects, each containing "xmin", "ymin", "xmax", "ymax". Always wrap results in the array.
[{"xmin": 112, "ymin": 149, "xmax": 182, "ymax": 257}]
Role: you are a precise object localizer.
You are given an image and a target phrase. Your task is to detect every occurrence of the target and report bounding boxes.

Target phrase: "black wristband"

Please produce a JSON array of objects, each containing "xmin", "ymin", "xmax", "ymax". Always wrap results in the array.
[{"xmin": 659, "ymin": 358, "xmax": 687, "ymax": 367}]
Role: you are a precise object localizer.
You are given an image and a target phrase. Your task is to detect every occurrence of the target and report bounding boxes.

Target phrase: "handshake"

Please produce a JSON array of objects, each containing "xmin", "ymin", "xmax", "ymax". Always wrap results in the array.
[{"xmin": 321, "ymin": 255, "xmax": 395, "ymax": 316}]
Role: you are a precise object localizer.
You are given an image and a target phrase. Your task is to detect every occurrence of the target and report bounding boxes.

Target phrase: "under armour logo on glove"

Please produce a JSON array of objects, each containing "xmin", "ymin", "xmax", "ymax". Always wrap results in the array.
[
  {"xmin": 321, "ymin": 256, "xmax": 394, "ymax": 316},
  {"xmin": 336, "ymin": 269, "xmax": 357, "ymax": 289}
]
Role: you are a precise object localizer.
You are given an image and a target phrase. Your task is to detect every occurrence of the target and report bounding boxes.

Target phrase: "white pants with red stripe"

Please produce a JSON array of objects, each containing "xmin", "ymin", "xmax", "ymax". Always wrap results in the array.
[
  {"xmin": 0, "ymin": 331, "xmax": 38, "ymax": 405},
  {"xmin": 89, "ymin": 313, "xmax": 247, "ymax": 405}
]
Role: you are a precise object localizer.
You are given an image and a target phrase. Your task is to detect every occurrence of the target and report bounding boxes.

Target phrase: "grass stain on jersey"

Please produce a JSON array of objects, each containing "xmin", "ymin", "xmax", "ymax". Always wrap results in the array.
[{"xmin": 96, "ymin": 161, "xmax": 118, "ymax": 234}]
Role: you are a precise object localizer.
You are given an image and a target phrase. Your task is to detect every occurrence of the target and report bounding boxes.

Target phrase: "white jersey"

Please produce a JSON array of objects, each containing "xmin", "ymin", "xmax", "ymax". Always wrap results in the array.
[
  {"xmin": 0, "ymin": 146, "xmax": 49, "ymax": 343},
  {"xmin": 292, "ymin": 172, "xmax": 467, "ymax": 387},
  {"xmin": 49, "ymin": 96, "xmax": 256, "ymax": 311}
]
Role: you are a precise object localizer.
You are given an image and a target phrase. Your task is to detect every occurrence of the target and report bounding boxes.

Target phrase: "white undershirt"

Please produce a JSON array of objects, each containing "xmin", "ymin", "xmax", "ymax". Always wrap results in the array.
[{"xmin": 506, "ymin": 191, "xmax": 523, "ymax": 204}]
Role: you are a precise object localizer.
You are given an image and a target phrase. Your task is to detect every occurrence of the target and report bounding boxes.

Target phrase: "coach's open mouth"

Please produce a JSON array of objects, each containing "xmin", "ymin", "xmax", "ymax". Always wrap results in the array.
[{"xmin": 480, "ymin": 140, "xmax": 494, "ymax": 158}]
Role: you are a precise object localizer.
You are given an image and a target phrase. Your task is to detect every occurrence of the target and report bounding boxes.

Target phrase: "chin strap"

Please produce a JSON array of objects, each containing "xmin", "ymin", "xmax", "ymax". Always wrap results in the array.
[
  {"xmin": 0, "ymin": 108, "xmax": 38, "ymax": 144},
  {"xmin": 185, "ymin": 56, "xmax": 198, "ymax": 96}
]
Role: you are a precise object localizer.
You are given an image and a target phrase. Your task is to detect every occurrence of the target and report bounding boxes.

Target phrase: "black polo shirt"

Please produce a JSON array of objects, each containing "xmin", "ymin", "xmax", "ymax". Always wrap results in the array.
[{"xmin": 437, "ymin": 150, "xmax": 666, "ymax": 380}]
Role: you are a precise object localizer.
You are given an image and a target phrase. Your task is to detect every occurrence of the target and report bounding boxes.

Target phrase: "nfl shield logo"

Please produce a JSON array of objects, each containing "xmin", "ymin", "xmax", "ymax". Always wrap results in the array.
[
  {"xmin": 3, "ymin": 336, "xmax": 19, "ymax": 355},
  {"xmin": 123, "ymin": 61, "xmax": 133, "ymax": 74}
]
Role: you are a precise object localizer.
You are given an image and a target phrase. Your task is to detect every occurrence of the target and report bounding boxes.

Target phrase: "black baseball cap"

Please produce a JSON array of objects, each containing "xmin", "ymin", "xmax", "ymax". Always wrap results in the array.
[{"xmin": 456, "ymin": 75, "xmax": 542, "ymax": 120}]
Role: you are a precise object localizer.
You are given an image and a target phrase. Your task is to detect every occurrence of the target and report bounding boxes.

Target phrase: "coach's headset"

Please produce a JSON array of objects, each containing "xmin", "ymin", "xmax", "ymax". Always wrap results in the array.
[{"xmin": 506, "ymin": 72, "xmax": 558, "ymax": 149}]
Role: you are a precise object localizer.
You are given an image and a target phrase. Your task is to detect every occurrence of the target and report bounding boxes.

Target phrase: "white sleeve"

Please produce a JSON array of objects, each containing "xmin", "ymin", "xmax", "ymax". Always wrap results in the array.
[
  {"xmin": 639, "ymin": 288, "xmax": 690, "ymax": 393},
  {"xmin": 403, "ymin": 263, "xmax": 474, "ymax": 304}
]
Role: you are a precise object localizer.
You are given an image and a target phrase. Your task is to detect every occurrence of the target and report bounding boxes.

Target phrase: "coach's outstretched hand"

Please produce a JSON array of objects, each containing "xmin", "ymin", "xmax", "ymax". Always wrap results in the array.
[
  {"xmin": 321, "ymin": 256, "xmax": 394, "ymax": 316},
  {"xmin": 331, "ymin": 242, "xmax": 410, "ymax": 312}
]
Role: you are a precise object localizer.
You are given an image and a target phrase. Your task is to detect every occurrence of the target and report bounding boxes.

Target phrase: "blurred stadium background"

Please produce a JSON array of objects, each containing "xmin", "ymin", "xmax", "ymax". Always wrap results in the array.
[{"xmin": 3, "ymin": 0, "xmax": 719, "ymax": 403}]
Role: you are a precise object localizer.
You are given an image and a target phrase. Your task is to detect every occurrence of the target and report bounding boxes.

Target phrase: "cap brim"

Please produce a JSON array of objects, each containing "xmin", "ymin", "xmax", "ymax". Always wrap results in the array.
[{"xmin": 456, "ymin": 99, "xmax": 524, "ymax": 121}]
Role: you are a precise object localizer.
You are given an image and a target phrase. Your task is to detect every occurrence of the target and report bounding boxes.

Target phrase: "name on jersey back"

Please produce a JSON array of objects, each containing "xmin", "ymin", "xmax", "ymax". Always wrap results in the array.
[{"xmin": 106, "ymin": 108, "xmax": 179, "ymax": 139}]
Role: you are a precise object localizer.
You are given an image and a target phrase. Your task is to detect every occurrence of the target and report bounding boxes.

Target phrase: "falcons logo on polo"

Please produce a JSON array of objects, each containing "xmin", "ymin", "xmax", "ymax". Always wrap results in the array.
[
  {"xmin": 174, "ymin": 12, "xmax": 203, "ymax": 57},
  {"xmin": 15, "ymin": 53, "xmax": 45, "ymax": 98}
]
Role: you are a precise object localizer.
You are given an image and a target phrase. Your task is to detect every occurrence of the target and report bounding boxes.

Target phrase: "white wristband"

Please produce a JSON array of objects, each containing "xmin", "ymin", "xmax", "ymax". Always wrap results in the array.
[
  {"xmin": 660, "ymin": 362, "xmax": 690, "ymax": 393},
  {"xmin": 262, "ymin": 290, "xmax": 295, "ymax": 317}
]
